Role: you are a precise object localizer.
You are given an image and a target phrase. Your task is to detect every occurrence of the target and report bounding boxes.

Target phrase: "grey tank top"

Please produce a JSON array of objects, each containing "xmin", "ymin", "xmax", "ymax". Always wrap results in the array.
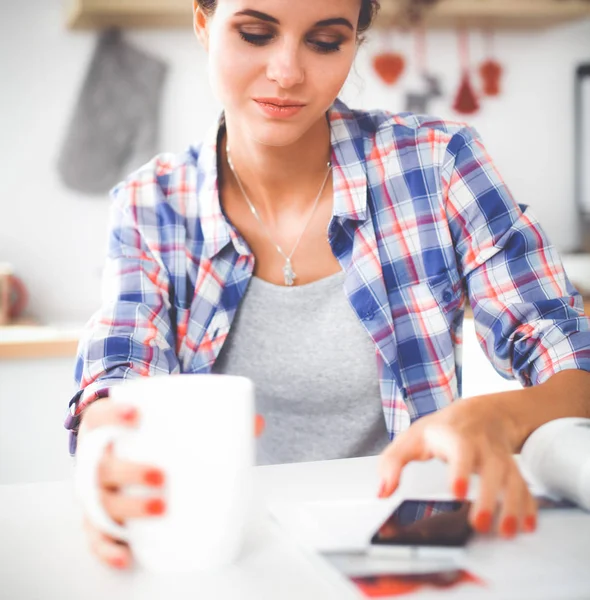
[{"xmin": 211, "ymin": 270, "xmax": 391, "ymax": 465}]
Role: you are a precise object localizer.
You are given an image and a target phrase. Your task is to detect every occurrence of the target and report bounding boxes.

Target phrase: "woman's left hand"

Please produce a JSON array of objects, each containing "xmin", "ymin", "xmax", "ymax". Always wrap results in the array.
[{"xmin": 377, "ymin": 394, "xmax": 538, "ymax": 538}]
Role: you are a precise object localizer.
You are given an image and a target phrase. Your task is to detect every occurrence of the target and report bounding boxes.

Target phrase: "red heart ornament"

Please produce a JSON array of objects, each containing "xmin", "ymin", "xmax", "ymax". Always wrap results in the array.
[{"xmin": 372, "ymin": 53, "xmax": 406, "ymax": 85}]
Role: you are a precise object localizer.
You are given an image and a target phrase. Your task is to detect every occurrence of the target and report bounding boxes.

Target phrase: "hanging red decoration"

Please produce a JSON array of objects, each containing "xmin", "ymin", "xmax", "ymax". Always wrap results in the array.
[
  {"xmin": 372, "ymin": 29, "xmax": 406, "ymax": 86},
  {"xmin": 373, "ymin": 52, "xmax": 406, "ymax": 85},
  {"xmin": 453, "ymin": 30, "xmax": 480, "ymax": 115},
  {"xmin": 479, "ymin": 31, "xmax": 503, "ymax": 97}
]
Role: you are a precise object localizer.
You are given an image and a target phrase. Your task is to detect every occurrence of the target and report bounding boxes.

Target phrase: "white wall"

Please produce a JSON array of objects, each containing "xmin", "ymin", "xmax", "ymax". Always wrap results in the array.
[{"xmin": 1, "ymin": 0, "xmax": 589, "ymax": 323}]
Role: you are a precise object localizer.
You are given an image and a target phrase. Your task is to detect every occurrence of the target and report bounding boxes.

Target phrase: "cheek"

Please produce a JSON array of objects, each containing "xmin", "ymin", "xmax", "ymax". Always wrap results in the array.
[
  {"xmin": 207, "ymin": 37, "xmax": 259, "ymax": 103},
  {"xmin": 311, "ymin": 52, "xmax": 356, "ymax": 99}
]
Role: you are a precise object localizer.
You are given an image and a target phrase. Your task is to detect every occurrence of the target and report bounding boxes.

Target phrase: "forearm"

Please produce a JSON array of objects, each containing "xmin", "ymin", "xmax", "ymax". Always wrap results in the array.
[{"xmin": 484, "ymin": 369, "xmax": 590, "ymax": 453}]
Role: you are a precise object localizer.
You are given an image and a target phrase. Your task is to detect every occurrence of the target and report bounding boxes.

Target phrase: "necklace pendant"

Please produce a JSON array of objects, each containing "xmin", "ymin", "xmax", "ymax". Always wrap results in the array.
[{"xmin": 283, "ymin": 259, "xmax": 296, "ymax": 286}]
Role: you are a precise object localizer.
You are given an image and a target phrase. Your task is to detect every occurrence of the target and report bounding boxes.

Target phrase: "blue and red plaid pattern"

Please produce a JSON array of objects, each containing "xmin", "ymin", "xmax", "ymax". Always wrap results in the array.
[{"xmin": 64, "ymin": 98, "xmax": 590, "ymax": 455}]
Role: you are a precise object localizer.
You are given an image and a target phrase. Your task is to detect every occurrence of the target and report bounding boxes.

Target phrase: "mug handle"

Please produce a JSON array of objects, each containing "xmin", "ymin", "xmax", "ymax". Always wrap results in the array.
[{"xmin": 75, "ymin": 425, "xmax": 131, "ymax": 541}]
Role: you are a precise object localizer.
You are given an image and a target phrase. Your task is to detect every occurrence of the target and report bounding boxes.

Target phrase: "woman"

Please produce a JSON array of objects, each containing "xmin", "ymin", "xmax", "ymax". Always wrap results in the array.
[{"xmin": 66, "ymin": 0, "xmax": 590, "ymax": 570}]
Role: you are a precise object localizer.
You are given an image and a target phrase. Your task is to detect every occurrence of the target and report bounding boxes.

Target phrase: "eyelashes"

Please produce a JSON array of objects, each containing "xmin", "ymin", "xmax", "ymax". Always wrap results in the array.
[{"xmin": 238, "ymin": 31, "xmax": 342, "ymax": 54}]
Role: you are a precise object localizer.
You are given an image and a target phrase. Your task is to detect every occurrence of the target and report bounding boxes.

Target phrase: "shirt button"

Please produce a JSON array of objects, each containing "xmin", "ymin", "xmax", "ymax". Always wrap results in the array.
[
  {"xmin": 442, "ymin": 290, "xmax": 453, "ymax": 303},
  {"xmin": 333, "ymin": 240, "xmax": 346, "ymax": 255},
  {"xmin": 363, "ymin": 310, "xmax": 375, "ymax": 321},
  {"xmin": 400, "ymin": 387, "xmax": 408, "ymax": 400}
]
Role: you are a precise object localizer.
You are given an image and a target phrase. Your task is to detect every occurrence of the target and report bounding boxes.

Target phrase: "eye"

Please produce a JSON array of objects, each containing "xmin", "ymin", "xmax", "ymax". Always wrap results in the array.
[
  {"xmin": 239, "ymin": 31, "xmax": 273, "ymax": 46},
  {"xmin": 309, "ymin": 39, "xmax": 342, "ymax": 54}
]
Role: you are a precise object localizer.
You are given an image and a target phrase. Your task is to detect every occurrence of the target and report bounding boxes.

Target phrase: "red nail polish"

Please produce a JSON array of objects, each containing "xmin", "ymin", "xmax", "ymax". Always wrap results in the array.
[
  {"xmin": 255, "ymin": 415, "xmax": 265, "ymax": 437},
  {"xmin": 145, "ymin": 498, "xmax": 166, "ymax": 515},
  {"xmin": 144, "ymin": 469, "xmax": 165, "ymax": 487},
  {"xmin": 501, "ymin": 515, "xmax": 518, "ymax": 538},
  {"xmin": 524, "ymin": 515, "xmax": 537, "ymax": 533},
  {"xmin": 110, "ymin": 556, "xmax": 128, "ymax": 569},
  {"xmin": 475, "ymin": 511, "xmax": 492, "ymax": 534},
  {"xmin": 120, "ymin": 407, "xmax": 137, "ymax": 423},
  {"xmin": 454, "ymin": 478, "xmax": 468, "ymax": 500}
]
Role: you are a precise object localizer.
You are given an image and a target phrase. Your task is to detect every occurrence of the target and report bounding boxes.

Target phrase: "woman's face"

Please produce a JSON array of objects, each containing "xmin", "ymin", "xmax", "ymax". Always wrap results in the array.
[{"xmin": 195, "ymin": 0, "xmax": 362, "ymax": 148}]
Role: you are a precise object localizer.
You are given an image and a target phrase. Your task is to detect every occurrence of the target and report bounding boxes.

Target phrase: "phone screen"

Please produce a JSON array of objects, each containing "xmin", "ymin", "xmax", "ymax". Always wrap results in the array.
[{"xmin": 370, "ymin": 500, "xmax": 474, "ymax": 548}]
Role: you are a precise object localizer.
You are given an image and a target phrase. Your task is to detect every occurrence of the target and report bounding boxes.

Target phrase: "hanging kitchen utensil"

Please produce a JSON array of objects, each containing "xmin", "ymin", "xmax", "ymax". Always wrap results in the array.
[
  {"xmin": 372, "ymin": 28, "xmax": 406, "ymax": 86},
  {"xmin": 405, "ymin": 27, "xmax": 443, "ymax": 114},
  {"xmin": 57, "ymin": 28, "xmax": 168, "ymax": 195},
  {"xmin": 453, "ymin": 29, "xmax": 480, "ymax": 115},
  {"xmin": 479, "ymin": 30, "xmax": 503, "ymax": 97}
]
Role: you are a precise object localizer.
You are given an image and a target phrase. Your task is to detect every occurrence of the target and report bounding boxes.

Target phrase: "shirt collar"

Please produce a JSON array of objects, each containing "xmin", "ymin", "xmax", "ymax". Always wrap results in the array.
[{"xmin": 195, "ymin": 97, "xmax": 369, "ymax": 259}]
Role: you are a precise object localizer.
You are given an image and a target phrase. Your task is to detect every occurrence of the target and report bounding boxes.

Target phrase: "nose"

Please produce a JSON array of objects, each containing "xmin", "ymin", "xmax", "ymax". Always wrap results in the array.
[{"xmin": 266, "ymin": 39, "xmax": 305, "ymax": 89}]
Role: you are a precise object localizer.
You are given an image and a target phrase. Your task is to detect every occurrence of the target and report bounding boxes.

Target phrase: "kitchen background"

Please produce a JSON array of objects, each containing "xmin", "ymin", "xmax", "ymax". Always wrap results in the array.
[{"xmin": 1, "ymin": 0, "xmax": 589, "ymax": 484}]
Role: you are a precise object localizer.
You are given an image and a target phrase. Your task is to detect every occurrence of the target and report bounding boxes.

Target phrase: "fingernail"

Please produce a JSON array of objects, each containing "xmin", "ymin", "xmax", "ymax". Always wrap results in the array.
[
  {"xmin": 144, "ymin": 469, "xmax": 165, "ymax": 487},
  {"xmin": 110, "ymin": 556, "xmax": 128, "ymax": 569},
  {"xmin": 145, "ymin": 498, "xmax": 166, "ymax": 515},
  {"xmin": 475, "ymin": 511, "xmax": 492, "ymax": 534},
  {"xmin": 255, "ymin": 414, "xmax": 265, "ymax": 437},
  {"xmin": 501, "ymin": 515, "xmax": 518, "ymax": 538},
  {"xmin": 524, "ymin": 514, "xmax": 537, "ymax": 533},
  {"xmin": 377, "ymin": 481, "xmax": 387, "ymax": 498},
  {"xmin": 454, "ymin": 478, "xmax": 468, "ymax": 500},
  {"xmin": 120, "ymin": 407, "xmax": 138, "ymax": 423}
]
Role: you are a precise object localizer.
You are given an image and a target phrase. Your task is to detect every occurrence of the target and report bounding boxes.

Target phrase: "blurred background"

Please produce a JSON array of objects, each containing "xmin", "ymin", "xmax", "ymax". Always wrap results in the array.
[{"xmin": 1, "ymin": 0, "xmax": 589, "ymax": 484}]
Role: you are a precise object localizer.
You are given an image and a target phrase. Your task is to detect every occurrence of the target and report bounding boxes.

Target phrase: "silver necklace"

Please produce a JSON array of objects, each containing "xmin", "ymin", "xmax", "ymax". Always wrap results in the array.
[{"xmin": 226, "ymin": 143, "xmax": 332, "ymax": 286}]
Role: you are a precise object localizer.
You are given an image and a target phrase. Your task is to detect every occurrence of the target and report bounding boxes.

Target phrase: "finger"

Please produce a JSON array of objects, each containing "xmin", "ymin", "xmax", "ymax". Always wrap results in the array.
[
  {"xmin": 79, "ymin": 398, "xmax": 139, "ymax": 436},
  {"xmin": 523, "ymin": 490, "xmax": 538, "ymax": 534},
  {"xmin": 101, "ymin": 488, "xmax": 167, "ymax": 523},
  {"xmin": 447, "ymin": 442, "xmax": 475, "ymax": 501},
  {"xmin": 469, "ymin": 453, "xmax": 506, "ymax": 534},
  {"xmin": 422, "ymin": 425, "xmax": 474, "ymax": 500},
  {"xmin": 83, "ymin": 515, "xmax": 133, "ymax": 570},
  {"xmin": 378, "ymin": 432, "xmax": 424, "ymax": 498},
  {"xmin": 255, "ymin": 414, "xmax": 265, "ymax": 438},
  {"xmin": 98, "ymin": 447, "xmax": 166, "ymax": 490},
  {"xmin": 497, "ymin": 461, "xmax": 528, "ymax": 539}
]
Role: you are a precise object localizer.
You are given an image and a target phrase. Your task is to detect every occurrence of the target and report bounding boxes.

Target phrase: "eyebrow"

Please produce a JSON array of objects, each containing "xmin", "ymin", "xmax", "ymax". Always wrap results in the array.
[{"xmin": 234, "ymin": 9, "xmax": 354, "ymax": 31}]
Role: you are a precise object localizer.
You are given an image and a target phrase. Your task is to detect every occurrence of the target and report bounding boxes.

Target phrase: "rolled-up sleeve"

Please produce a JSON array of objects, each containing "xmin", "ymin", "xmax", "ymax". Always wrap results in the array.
[
  {"xmin": 441, "ymin": 126, "xmax": 590, "ymax": 387},
  {"xmin": 65, "ymin": 181, "xmax": 180, "ymax": 455}
]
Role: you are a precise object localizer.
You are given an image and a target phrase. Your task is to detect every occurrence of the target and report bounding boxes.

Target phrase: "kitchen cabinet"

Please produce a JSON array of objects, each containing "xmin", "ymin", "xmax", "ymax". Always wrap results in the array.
[{"xmin": 66, "ymin": 0, "xmax": 590, "ymax": 30}]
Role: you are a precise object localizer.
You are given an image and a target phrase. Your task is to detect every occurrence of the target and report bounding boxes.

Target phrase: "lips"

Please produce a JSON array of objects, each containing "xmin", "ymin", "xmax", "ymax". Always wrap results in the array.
[{"xmin": 255, "ymin": 98, "xmax": 306, "ymax": 108}]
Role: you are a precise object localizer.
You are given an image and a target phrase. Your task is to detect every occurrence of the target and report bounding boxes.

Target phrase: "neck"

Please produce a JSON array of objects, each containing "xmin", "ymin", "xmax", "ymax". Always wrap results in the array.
[{"xmin": 220, "ymin": 113, "xmax": 332, "ymax": 218}]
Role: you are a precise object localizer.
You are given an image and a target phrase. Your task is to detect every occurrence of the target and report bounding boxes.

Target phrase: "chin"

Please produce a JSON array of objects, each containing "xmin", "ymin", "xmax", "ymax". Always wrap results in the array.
[{"xmin": 253, "ymin": 110, "xmax": 328, "ymax": 145}]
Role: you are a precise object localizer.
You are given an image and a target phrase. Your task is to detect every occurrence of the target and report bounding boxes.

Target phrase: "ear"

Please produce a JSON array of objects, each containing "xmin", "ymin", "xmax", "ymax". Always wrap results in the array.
[{"xmin": 193, "ymin": 1, "xmax": 210, "ymax": 52}]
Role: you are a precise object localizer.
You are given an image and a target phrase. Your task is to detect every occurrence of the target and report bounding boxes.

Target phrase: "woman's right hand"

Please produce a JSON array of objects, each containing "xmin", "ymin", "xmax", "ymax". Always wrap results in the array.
[
  {"xmin": 78, "ymin": 400, "xmax": 266, "ymax": 571},
  {"xmin": 77, "ymin": 399, "xmax": 167, "ymax": 571}
]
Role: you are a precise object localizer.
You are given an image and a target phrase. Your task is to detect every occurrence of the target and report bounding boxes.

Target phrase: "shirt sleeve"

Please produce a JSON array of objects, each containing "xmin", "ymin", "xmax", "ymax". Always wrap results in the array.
[
  {"xmin": 64, "ymin": 180, "xmax": 181, "ymax": 455},
  {"xmin": 440, "ymin": 126, "xmax": 590, "ymax": 388}
]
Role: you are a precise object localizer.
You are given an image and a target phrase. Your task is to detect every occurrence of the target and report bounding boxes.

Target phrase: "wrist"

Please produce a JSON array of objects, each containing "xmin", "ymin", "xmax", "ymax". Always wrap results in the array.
[{"xmin": 479, "ymin": 369, "xmax": 590, "ymax": 453}]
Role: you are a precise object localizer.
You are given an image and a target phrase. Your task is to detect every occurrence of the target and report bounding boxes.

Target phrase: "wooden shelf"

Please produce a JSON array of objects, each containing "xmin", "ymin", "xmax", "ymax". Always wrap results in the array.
[
  {"xmin": 65, "ymin": 0, "xmax": 590, "ymax": 30},
  {"xmin": 0, "ymin": 323, "xmax": 81, "ymax": 360},
  {"xmin": 66, "ymin": 0, "xmax": 192, "ymax": 30},
  {"xmin": 378, "ymin": 0, "xmax": 590, "ymax": 29}
]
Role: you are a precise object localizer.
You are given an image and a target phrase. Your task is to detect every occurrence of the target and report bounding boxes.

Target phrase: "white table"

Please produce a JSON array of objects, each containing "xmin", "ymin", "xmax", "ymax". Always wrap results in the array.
[{"xmin": 1, "ymin": 456, "xmax": 590, "ymax": 600}]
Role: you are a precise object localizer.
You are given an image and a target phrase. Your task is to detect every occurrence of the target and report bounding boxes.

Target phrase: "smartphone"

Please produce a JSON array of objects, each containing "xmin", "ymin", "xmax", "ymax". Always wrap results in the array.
[{"xmin": 369, "ymin": 499, "xmax": 474, "ymax": 560}]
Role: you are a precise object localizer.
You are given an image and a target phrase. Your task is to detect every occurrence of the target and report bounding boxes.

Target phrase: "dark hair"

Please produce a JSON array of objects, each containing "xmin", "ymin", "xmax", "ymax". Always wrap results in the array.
[{"xmin": 196, "ymin": 0, "xmax": 380, "ymax": 40}]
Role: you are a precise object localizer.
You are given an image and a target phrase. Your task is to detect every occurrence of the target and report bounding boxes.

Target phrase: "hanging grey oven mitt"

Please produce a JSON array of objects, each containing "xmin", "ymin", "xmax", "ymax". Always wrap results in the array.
[{"xmin": 57, "ymin": 28, "xmax": 168, "ymax": 195}]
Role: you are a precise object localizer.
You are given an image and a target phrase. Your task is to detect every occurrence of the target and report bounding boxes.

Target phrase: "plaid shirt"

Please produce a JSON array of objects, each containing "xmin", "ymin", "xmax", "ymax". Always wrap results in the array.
[{"xmin": 65, "ymin": 98, "xmax": 590, "ymax": 455}]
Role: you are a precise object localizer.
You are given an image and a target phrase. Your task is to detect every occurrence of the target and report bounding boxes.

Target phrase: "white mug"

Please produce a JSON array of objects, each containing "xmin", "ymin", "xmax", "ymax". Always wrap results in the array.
[{"xmin": 74, "ymin": 374, "xmax": 255, "ymax": 572}]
